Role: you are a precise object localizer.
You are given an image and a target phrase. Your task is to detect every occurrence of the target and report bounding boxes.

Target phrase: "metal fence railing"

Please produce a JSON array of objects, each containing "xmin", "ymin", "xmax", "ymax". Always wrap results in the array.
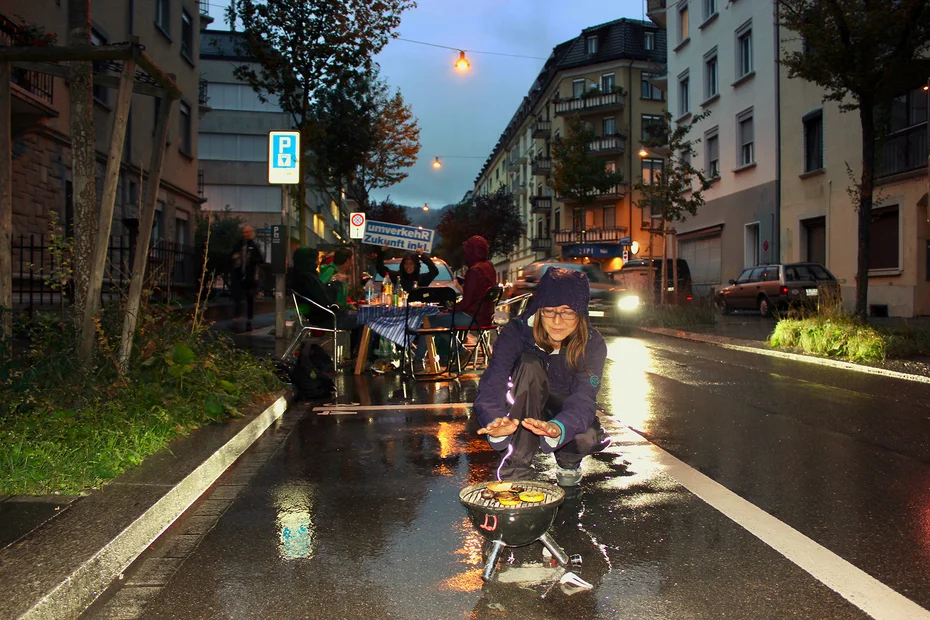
[{"xmin": 11, "ymin": 234, "xmax": 200, "ymax": 315}]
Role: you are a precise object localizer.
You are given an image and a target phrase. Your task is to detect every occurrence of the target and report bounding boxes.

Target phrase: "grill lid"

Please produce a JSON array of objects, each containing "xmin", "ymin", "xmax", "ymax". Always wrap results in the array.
[{"xmin": 460, "ymin": 480, "xmax": 565, "ymax": 513}]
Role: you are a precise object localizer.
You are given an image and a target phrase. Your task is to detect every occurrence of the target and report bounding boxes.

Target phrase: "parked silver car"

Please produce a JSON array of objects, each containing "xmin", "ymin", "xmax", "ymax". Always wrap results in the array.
[{"xmin": 715, "ymin": 262, "xmax": 840, "ymax": 317}]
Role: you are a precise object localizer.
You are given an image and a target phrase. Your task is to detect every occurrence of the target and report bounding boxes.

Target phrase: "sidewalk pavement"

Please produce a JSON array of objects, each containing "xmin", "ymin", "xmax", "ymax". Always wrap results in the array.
[{"xmin": 4, "ymin": 314, "xmax": 930, "ymax": 618}]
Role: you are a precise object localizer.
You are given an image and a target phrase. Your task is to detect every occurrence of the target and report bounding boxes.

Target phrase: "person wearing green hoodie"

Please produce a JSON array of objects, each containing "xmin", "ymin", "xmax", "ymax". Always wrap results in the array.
[{"xmin": 318, "ymin": 247, "xmax": 359, "ymax": 353}]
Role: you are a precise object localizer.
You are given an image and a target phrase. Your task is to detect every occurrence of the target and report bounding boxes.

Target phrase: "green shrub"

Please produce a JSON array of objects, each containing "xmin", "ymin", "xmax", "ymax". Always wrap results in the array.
[
  {"xmin": 769, "ymin": 313, "xmax": 887, "ymax": 363},
  {"xmin": 0, "ymin": 307, "xmax": 282, "ymax": 495}
]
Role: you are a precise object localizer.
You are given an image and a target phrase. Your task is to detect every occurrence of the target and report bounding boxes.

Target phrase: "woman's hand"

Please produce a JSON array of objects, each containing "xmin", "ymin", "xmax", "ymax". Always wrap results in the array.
[
  {"xmin": 521, "ymin": 418, "xmax": 562, "ymax": 439},
  {"xmin": 477, "ymin": 417, "xmax": 519, "ymax": 438}
]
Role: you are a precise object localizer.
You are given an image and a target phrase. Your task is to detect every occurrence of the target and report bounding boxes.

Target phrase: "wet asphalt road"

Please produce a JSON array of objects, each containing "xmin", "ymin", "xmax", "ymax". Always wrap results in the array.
[{"xmin": 83, "ymin": 332, "xmax": 930, "ymax": 619}]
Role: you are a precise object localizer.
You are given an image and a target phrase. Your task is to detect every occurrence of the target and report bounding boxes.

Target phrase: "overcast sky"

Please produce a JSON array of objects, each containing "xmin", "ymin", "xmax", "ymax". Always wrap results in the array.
[{"xmin": 207, "ymin": 0, "xmax": 647, "ymax": 209}]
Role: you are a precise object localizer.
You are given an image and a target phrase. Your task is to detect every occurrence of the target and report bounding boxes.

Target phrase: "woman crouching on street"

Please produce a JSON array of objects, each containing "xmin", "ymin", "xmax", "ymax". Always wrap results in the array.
[{"xmin": 474, "ymin": 267, "xmax": 610, "ymax": 486}]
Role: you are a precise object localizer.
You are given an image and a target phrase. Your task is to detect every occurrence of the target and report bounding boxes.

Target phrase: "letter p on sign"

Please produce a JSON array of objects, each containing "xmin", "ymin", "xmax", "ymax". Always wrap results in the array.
[{"xmin": 268, "ymin": 131, "xmax": 300, "ymax": 184}]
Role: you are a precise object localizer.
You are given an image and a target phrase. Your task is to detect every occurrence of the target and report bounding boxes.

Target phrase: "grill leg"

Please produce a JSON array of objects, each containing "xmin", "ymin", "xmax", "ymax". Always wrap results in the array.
[
  {"xmin": 482, "ymin": 540, "xmax": 506, "ymax": 581},
  {"xmin": 539, "ymin": 532, "xmax": 570, "ymax": 567}
]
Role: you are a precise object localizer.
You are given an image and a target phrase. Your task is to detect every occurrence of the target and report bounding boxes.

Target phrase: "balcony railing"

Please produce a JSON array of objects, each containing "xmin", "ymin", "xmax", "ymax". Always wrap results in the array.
[
  {"xmin": 554, "ymin": 226, "xmax": 628, "ymax": 245},
  {"xmin": 646, "ymin": 0, "xmax": 667, "ymax": 27},
  {"xmin": 554, "ymin": 91, "xmax": 626, "ymax": 116},
  {"xmin": 532, "ymin": 156, "xmax": 551, "ymax": 176},
  {"xmin": 530, "ymin": 195, "xmax": 552, "ymax": 213},
  {"xmin": 531, "ymin": 237, "xmax": 552, "ymax": 252},
  {"xmin": 587, "ymin": 133, "xmax": 627, "ymax": 155},
  {"xmin": 512, "ymin": 182, "xmax": 527, "ymax": 196},
  {"xmin": 506, "ymin": 156, "xmax": 520, "ymax": 172},
  {"xmin": 558, "ymin": 185, "xmax": 627, "ymax": 203},
  {"xmin": 0, "ymin": 13, "xmax": 54, "ymax": 105},
  {"xmin": 876, "ymin": 123, "xmax": 927, "ymax": 179},
  {"xmin": 532, "ymin": 119, "xmax": 552, "ymax": 138}
]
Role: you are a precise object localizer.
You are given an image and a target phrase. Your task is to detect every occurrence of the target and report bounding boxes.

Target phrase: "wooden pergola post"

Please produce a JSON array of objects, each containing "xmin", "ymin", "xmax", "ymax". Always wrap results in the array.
[{"xmin": 0, "ymin": 62, "xmax": 11, "ymax": 350}]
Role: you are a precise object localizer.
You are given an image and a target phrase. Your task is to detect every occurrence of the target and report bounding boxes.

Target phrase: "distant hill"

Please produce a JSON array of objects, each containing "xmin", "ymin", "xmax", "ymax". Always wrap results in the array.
[{"xmin": 405, "ymin": 205, "xmax": 447, "ymax": 232}]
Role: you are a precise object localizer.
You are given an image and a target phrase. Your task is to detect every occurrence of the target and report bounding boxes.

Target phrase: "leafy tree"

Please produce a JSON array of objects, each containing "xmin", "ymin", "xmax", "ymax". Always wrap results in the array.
[
  {"xmin": 363, "ymin": 198, "xmax": 412, "ymax": 226},
  {"xmin": 435, "ymin": 188, "xmax": 522, "ymax": 270},
  {"xmin": 633, "ymin": 111, "xmax": 713, "ymax": 306},
  {"xmin": 549, "ymin": 115, "xmax": 625, "ymax": 210},
  {"xmin": 778, "ymin": 0, "xmax": 930, "ymax": 321},
  {"xmin": 347, "ymin": 79, "xmax": 421, "ymax": 210},
  {"xmin": 228, "ymin": 0, "xmax": 416, "ymax": 244}
]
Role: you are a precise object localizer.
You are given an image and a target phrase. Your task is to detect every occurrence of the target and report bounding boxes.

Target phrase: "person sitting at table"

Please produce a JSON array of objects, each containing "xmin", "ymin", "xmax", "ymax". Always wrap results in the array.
[
  {"xmin": 292, "ymin": 247, "xmax": 337, "ymax": 323},
  {"xmin": 474, "ymin": 267, "xmax": 609, "ymax": 486},
  {"xmin": 376, "ymin": 246, "xmax": 439, "ymax": 294},
  {"xmin": 319, "ymin": 247, "xmax": 361, "ymax": 355},
  {"xmin": 418, "ymin": 235, "xmax": 496, "ymax": 369}
]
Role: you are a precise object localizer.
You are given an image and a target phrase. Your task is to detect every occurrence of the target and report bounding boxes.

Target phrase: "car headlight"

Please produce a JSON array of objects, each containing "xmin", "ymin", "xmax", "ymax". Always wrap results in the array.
[{"xmin": 618, "ymin": 295, "xmax": 640, "ymax": 311}]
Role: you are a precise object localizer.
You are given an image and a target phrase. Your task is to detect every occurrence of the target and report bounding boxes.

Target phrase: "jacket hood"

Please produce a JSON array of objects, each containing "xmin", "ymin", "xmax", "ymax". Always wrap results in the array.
[
  {"xmin": 293, "ymin": 247, "xmax": 318, "ymax": 272},
  {"xmin": 463, "ymin": 235, "xmax": 489, "ymax": 267},
  {"xmin": 399, "ymin": 252, "xmax": 420, "ymax": 279},
  {"xmin": 522, "ymin": 267, "xmax": 590, "ymax": 320}
]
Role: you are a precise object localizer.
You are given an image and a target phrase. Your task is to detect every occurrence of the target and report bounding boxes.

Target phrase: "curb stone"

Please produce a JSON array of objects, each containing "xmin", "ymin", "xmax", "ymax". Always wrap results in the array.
[
  {"xmin": 638, "ymin": 326, "xmax": 930, "ymax": 385},
  {"xmin": 0, "ymin": 391, "xmax": 292, "ymax": 620}
]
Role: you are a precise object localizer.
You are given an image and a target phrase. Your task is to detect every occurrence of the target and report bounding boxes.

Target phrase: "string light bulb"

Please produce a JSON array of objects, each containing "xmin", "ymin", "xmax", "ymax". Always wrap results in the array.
[{"xmin": 455, "ymin": 50, "xmax": 471, "ymax": 71}]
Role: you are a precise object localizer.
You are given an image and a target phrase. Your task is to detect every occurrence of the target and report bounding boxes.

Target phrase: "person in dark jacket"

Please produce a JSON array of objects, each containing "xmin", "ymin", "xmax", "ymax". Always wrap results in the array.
[
  {"xmin": 229, "ymin": 225, "xmax": 264, "ymax": 331},
  {"xmin": 291, "ymin": 247, "xmax": 337, "ymax": 325},
  {"xmin": 474, "ymin": 267, "xmax": 609, "ymax": 486},
  {"xmin": 418, "ymin": 235, "xmax": 497, "ymax": 368},
  {"xmin": 376, "ymin": 247, "xmax": 440, "ymax": 294}
]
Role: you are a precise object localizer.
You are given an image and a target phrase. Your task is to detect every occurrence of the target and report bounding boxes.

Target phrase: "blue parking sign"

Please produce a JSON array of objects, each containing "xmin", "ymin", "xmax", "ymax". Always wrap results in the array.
[{"xmin": 268, "ymin": 131, "xmax": 300, "ymax": 184}]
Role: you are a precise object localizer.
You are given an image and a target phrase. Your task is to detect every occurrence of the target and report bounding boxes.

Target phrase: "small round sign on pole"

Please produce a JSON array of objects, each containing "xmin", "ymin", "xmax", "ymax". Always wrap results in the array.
[{"xmin": 350, "ymin": 212, "xmax": 366, "ymax": 239}]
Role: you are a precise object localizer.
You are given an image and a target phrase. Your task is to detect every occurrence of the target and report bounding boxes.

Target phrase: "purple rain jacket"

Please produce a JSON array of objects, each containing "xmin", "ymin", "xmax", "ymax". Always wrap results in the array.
[{"xmin": 474, "ymin": 267, "xmax": 607, "ymax": 453}]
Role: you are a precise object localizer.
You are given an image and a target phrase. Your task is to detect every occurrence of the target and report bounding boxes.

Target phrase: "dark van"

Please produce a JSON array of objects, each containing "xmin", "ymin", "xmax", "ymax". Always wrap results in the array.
[{"xmin": 615, "ymin": 258, "xmax": 693, "ymax": 306}]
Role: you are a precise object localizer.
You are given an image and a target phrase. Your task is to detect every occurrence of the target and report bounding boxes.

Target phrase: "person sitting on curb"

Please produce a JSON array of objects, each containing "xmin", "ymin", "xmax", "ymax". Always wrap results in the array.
[
  {"xmin": 376, "ymin": 246, "xmax": 440, "ymax": 294},
  {"xmin": 474, "ymin": 267, "xmax": 610, "ymax": 486}
]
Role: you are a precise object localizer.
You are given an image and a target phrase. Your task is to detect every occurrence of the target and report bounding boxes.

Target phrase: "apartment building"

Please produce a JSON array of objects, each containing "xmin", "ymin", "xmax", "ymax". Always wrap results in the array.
[
  {"xmin": 650, "ymin": 0, "xmax": 779, "ymax": 297},
  {"xmin": 199, "ymin": 29, "xmax": 349, "ymax": 251},
  {"xmin": 4, "ymin": 0, "xmax": 202, "ymax": 245},
  {"xmin": 779, "ymin": 43, "xmax": 930, "ymax": 317},
  {"xmin": 473, "ymin": 18, "xmax": 668, "ymax": 283}
]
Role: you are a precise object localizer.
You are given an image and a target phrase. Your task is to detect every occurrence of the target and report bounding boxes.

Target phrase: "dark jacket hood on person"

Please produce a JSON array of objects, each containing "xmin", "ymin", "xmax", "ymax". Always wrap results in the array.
[
  {"xmin": 522, "ymin": 267, "xmax": 590, "ymax": 321},
  {"xmin": 293, "ymin": 247, "xmax": 318, "ymax": 273},
  {"xmin": 463, "ymin": 235, "xmax": 489, "ymax": 267},
  {"xmin": 399, "ymin": 252, "xmax": 421, "ymax": 281}
]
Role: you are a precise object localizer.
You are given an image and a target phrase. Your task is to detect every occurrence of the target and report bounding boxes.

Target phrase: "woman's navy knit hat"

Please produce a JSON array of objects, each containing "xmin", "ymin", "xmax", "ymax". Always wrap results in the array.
[{"xmin": 522, "ymin": 267, "xmax": 590, "ymax": 320}]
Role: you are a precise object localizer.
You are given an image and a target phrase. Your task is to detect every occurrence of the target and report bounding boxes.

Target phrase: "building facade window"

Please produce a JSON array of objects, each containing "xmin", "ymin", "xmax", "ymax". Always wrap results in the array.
[
  {"xmin": 641, "ymin": 73, "xmax": 664, "ymax": 100},
  {"xmin": 603, "ymin": 116, "xmax": 616, "ymax": 135},
  {"xmin": 705, "ymin": 127, "xmax": 720, "ymax": 177},
  {"xmin": 644, "ymin": 31, "xmax": 655, "ymax": 51},
  {"xmin": 642, "ymin": 158, "xmax": 664, "ymax": 185},
  {"xmin": 737, "ymin": 21, "xmax": 753, "ymax": 78},
  {"xmin": 179, "ymin": 101, "xmax": 192, "ymax": 155},
  {"xmin": 678, "ymin": 2, "xmax": 689, "ymax": 43},
  {"xmin": 869, "ymin": 205, "xmax": 899, "ymax": 270},
  {"xmin": 737, "ymin": 109, "xmax": 754, "ymax": 166},
  {"xmin": 704, "ymin": 0, "xmax": 717, "ymax": 21},
  {"xmin": 90, "ymin": 29, "xmax": 108, "ymax": 105},
  {"xmin": 573, "ymin": 79, "xmax": 586, "ymax": 99},
  {"xmin": 207, "ymin": 83, "xmax": 280, "ymax": 111},
  {"xmin": 181, "ymin": 10, "xmax": 194, "ymax": 61},
  {"xmin": 586, "ymin": 36, "xmax": 598, "ymax": 54},
  {"xmin": 678, "ymin": 71, "xmax": 690, "ymax": 117},
  {"xmin": 199, "ymin": 134, "xmax": 269, "ymax": 161},
  {"xmin": 601, "ymin": 73, "xmax": 615, "ymax": 92},
  {"xmin": 642, "ymin": 114, "xmax": 665, "ymax": 143},
  {"xmin": 802, "ymin": 110, "xmax": 823, "ymax": 172},
  {"xmin": 155, "ymin": 0, "xmax": 171, "ymax": 35},
  {"xmin": 704, "ymin": 48, "xmax": 718, "ymax": 100}
]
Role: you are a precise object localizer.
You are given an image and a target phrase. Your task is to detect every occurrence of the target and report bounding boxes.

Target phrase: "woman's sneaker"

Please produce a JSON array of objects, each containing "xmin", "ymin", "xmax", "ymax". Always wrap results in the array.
[{"xmin": 555, "ymin": 466, "xmax": 583, "ymax": 487}]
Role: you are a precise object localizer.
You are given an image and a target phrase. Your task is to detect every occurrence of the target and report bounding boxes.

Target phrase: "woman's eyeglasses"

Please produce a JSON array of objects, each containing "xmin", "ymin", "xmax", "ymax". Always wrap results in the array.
[{"xmin": 540, "ymin": 308, "xmax": 578, "ymax": 321}]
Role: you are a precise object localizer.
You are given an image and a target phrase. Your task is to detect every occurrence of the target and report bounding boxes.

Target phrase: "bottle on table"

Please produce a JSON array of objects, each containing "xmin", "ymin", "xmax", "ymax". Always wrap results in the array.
[
  {"xmin": 365, "ymin": 278, "xmax": 375, "ymax": 304},
  {"xmin": 383, "ymin": 274, "xmax": 393, "ymax": 306}
]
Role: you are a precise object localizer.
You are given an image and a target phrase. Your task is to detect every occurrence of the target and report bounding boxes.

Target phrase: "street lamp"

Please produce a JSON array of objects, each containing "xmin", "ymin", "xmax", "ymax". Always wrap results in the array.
[
  {"xmin": 423, "ymin": 204, "xmax": 430, "ymax": 211},
  {"xmin": 432, "ymin": 156, "xmax": 442, "ymax": 169},
  {"xmin": 455, "ymin": 50, "xmax": 471, "ymax": 71},
  {"xmin": 638, "ymin": 146, "xmax": 649, "ymax": 159}
]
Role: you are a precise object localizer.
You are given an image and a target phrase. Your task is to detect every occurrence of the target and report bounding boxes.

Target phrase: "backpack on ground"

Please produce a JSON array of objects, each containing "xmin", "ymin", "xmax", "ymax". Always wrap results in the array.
[{"xmin": 290, "ymin": 342, "xmax": 335, "ymax": 400}]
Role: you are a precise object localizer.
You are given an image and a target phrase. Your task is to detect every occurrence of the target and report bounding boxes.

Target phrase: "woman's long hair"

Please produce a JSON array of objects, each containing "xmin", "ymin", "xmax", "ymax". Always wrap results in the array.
[{"xmin": 532, "ymin": 311, "xmax": 589, "ymax": 373}]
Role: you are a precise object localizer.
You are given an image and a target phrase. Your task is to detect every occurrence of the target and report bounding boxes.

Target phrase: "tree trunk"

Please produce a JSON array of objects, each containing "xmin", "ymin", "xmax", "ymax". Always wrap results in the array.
[
  {"xmin": 78, "ymin": 57, "xmax": 135, "ymax": 361},
  {"xmin": 0, "ymin": 63, "xmax": 12, "ymax": 352},
  {"xmin": 855, "ymin": 102, "xmax": 877, "ymax": 323},
  {"xmin": 118, "ymin": 96, "xmax": 173, "ymax": 372},
  {"xmin": 69, "ymin": 0, "xmax": 97, "ymax": 357}
]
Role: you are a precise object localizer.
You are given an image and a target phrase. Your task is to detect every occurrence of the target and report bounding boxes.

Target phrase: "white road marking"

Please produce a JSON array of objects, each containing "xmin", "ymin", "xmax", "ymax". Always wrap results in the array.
[
  {"xmin": 316, "ymin": 410, "xmax": 357, "ymax": 416},
  {"xmin": 638, "ymin": 430, "xmax": 930, "ymax": 620},
  {"xmin": 312, "ymin": 403, "xmax": 472, "ymax": 412}
]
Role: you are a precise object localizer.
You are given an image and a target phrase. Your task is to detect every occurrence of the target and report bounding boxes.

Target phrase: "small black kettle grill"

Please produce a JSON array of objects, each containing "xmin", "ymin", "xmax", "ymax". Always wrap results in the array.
[{"xmin": 459, "ymin": 480, "xmax": 571, "ymax": 581}]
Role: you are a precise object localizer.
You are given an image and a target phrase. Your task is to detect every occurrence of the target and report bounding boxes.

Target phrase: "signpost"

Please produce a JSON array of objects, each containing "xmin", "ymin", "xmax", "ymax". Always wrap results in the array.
[
  {"xmin": 349, "ymin": 212, "xmax": 365, "ymax": 240},
  {"xmin": 268, "ymin": 130, "xmax": 300, "ymax": 340},
  {"xmin": 361, "ymin": 220, "xmax": 436, "ymax": 253}
]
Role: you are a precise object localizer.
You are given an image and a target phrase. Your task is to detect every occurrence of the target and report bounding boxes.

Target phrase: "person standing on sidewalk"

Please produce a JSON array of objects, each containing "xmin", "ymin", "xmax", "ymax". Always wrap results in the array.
[
  {"xmin": 474, "ymin": 267, "xmax": 610, "ymax": 486},
  {"xmin": 229, "ymin": 225, "xmax": 264, "ymax": 332}
]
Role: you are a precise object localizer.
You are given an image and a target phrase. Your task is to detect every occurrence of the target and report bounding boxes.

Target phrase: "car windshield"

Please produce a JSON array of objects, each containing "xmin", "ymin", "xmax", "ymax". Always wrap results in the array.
[
  {"xmin": 786, "ymin": 264, "xmax": 833, "ymax": 281},
  {"xmin": 374, "ymin": 261, "xmax": 453, "ymax": 282}
]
